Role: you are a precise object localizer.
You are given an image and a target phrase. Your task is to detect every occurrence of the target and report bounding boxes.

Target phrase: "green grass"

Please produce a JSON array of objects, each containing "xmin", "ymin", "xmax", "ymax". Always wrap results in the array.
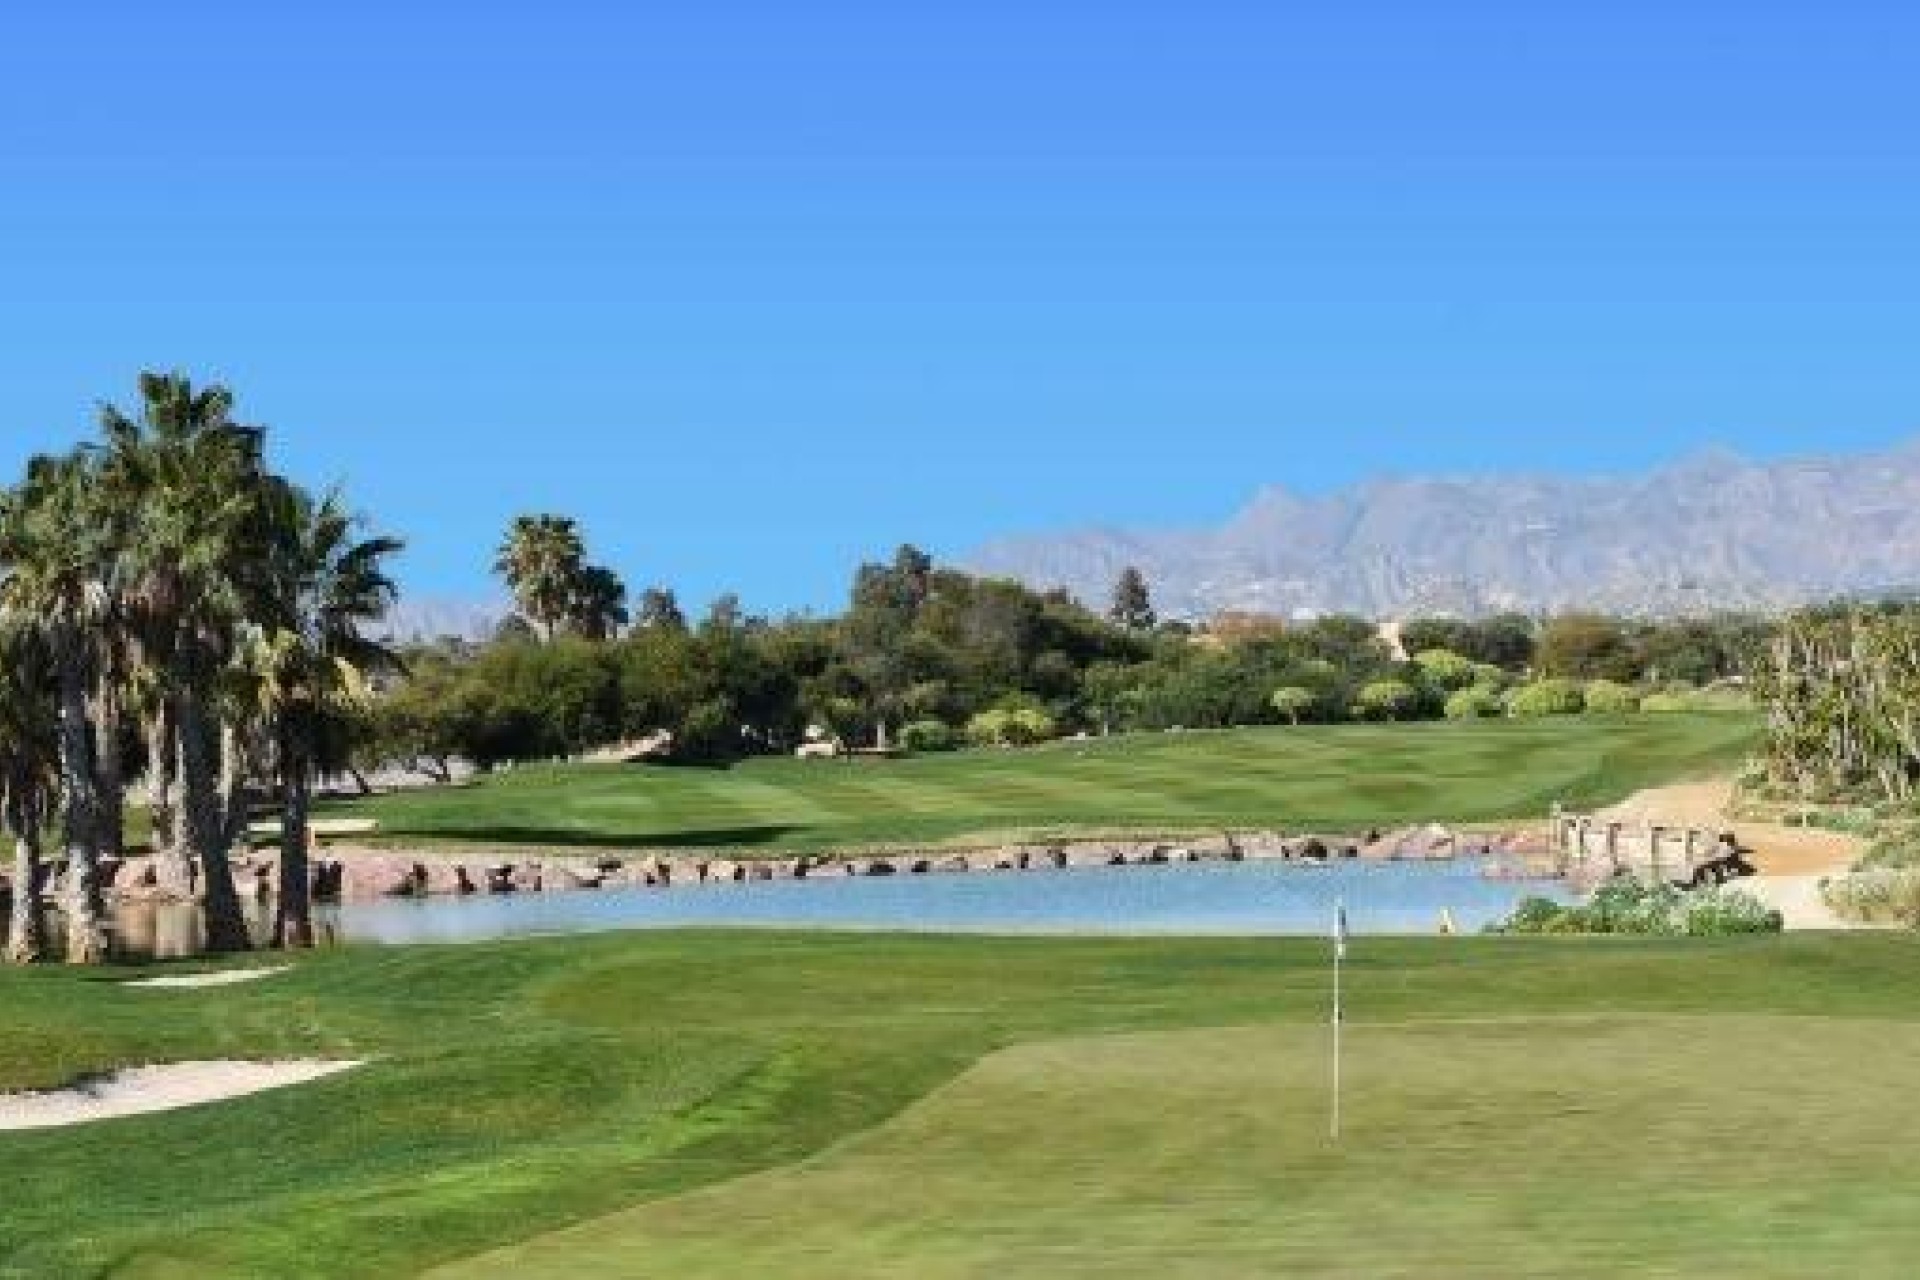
[
  {"xmin": 334, "ymin": 714, "xmax": 1759, "ymax": 852},
  {"xmin": 2, "ymin": 929, "xmax": 1918, "ymax": 1277}
]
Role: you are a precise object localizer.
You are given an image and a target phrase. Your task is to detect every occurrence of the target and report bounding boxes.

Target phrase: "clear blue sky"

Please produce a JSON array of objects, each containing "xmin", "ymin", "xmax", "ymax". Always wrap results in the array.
[{"xmin": 4, "ymin": 2, "xmax": 1919, "ymax": 614}]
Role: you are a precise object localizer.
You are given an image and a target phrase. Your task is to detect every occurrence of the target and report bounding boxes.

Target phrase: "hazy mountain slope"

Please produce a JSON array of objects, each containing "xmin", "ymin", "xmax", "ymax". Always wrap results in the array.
[{"xmin": 967, "ymin": 442, "xmax": 1920, "ymax": 618}]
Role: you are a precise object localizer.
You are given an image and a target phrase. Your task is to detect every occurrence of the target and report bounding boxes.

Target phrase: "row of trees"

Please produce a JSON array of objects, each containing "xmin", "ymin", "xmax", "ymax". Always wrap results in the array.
[
  {"xmin": 1402, "ymin": 610, "xmax": 1764, "ymax": 684},
  {"xmin": 380, "ymin": 538, "xmax": 1763, "ymax": 771},
  {"xmin": 0, "ymin": 374, "xmax": 399, "ymax": 962}
]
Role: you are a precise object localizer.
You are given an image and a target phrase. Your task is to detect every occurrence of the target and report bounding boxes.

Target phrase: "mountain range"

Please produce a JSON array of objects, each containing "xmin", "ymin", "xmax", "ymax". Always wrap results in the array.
[{"xmin": 966, "ymin": 441, "xmax": 1920, "ymax": 619}]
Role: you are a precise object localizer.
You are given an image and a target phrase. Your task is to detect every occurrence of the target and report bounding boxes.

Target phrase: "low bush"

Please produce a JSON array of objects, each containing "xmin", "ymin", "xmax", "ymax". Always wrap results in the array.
[
  {"xmin": 1505, "ymin": 678, "xmax": 1586, "ymax": 718},
  {"xmin": 1443, "ymin": 685, "xmax": 1504, "ymax": 720},
  {"xmin": 1583, "ymin": 679, "xmax": 1642, "ymax": 715},
  {"xmin": 1493, "ymin": 878, "xmax": 1782, "ymax": 935},
  {"xmin": 1822, "ymin": 870, "xmax": 1920, "ymax": 926},
  {"xmin": 899, "ymin": 719, "xmax": 956, "ymax": 752},
  {"xmin": 965, "ymin": 706, "xmax": 1057, "ymax": 748}
]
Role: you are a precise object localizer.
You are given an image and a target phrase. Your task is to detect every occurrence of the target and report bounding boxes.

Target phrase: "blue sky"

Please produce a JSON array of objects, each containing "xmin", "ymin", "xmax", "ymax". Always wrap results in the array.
[{"xmin": 4, "ymin": 2, "xmax": 1919, "ymax": 614}]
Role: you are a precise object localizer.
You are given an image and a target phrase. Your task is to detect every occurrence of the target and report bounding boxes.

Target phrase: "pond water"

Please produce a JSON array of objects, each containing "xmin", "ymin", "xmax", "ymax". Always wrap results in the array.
[{"xmin": 9, "ymin": 860, "xmax": 1573, "ymax": 961}]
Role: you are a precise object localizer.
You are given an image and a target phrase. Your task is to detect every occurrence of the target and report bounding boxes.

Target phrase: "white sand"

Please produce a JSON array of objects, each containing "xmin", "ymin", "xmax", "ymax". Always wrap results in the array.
[
  {"xmin": 123, "ymin": 966, "xmax": 291, "ymax": 989},
  {"xmin": 0, "ymin": 1059, "xmax": 361, "ymax": 1130}
]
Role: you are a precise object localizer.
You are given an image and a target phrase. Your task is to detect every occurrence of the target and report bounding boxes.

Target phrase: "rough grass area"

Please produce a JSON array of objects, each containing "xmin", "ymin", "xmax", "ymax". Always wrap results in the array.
[
  {"xmin": 333, "ymin": 714, "xmax": 1759, "ymax": 853},
  {"xmin": 0, "ymin": 929, "xmax": 1916, "ymax": 1277}
]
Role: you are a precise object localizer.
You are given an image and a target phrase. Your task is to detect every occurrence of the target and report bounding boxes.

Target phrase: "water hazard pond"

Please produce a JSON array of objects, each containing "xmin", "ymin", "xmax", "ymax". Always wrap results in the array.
[{"xmin": 63, "ymin": 860, "xmax": 1574, "ymax": 960}]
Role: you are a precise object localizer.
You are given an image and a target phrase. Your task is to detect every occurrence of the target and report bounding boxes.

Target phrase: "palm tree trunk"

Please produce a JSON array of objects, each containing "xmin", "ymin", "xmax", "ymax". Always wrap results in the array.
[
  {"xmin": 147, "ymin": 703, "xmax": 186, "ymax": 890},
  {"xmin": 5, "ymin": 816, "xmax": 45, "ymax": 964},
  {"xmin": 175, "ymin": 681, "xmax": 250, "ymax": 953},
  {"xmin": 55, "ymin": 657, "xmax": 108, "ymax": 964},
  {"xmin": 221, "ymin": 720, "xmax": 252, "ymax": 851},
  {"xmin": 275, "ymin": 736, "xmax": 314, "ymax": 948},
  {"xmin": 91, "ymin": 681, "xmax": 125, "ymax": 859}
]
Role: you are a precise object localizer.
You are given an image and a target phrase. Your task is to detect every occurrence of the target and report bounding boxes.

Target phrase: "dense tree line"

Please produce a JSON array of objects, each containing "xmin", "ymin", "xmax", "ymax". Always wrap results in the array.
[
  {"xmin": 0, "ymin": 374, "xmax": 399, "ymax": 962},
  {"xmin": 367, "ymin": 542, "xmax": 1767, "ymax": 772}
]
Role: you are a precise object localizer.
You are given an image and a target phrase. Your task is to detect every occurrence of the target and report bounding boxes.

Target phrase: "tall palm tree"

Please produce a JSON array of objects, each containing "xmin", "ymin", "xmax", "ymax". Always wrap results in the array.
[
  {"xmin": 98, "ymin": 373, "xmax": 271, "ymax": 952},
  {"xmin": 253, "ymin": 483, "xmax": 400, "ymax": 946},
  {"xmin": 0, "ymin": 454, "xmax": 114, "ymax": 963},
  {"xmin": 493, "ymin": 515, "xmax": 586, "ymax": 640},
  {"xmin": 0, "ymin": 625, "xmax": 59, "ymax": 964},
  {"xmin": 568, "ymin": 564, "xmax": 629, "ymax": 641}
]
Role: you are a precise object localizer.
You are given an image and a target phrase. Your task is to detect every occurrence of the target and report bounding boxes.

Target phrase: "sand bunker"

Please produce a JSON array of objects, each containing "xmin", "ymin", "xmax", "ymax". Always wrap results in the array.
[
  {"xmin": 0, "ymin": 1059, "xmax": 361, "ymax": 1130},
  {"xmin": 123, "ymin": 966, "xmax": 291, "ymax": 989}
]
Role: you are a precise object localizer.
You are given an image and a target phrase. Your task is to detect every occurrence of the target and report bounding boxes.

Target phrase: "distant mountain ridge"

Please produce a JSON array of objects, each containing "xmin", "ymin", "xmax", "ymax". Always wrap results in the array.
[{"xmin": 967, "ymin": 441, "xmax": 1920, "ymax": 619}]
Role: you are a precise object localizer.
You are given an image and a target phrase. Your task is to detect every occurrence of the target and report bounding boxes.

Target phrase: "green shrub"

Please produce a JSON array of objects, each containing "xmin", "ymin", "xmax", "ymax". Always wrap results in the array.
[
  {"xmin": 1681, "ymin": 886, "xmax": 1785, "ymax": 935},
  {"xmin": 1004, "ymin": 707, "xmax": 1056, "ymax": 746},
  {"xmin": 965, "ymin": 709, "xmax": 1011, "ymax": 747},
  {"xmin": 1443, "ymin": 685, "xmax": 1504, "ymax": 719},
  {"xmin": 1505, "ymin": 678, "xmax": 1586, "ymax": 717},
  {"xmin": 899, "ymin": 719, "xmax": 956, "ymax": 752},
  {"xmin": 1351, "ymin": 678, "xmax": 1420, "ymax": 721},
  {"xmin": 965, "ymin": 706, "xmax": 1056, "ymax": 747},
  {"xmin": 1493, "ymin": 878, "xmax": 1781, "ymax": 935},
  {"xmin": 1583, "ymin": 679, "xmax": 1642, "ymax": 715},
  {"xmin": 1413, "ymin": 648, "xmax": 1477, "ymax": 691}
]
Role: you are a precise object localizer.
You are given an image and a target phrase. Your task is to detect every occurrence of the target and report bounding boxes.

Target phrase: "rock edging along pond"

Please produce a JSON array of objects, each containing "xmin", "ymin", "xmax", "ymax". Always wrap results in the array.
[{"xmin": 75, "ymin": 824, "xmax": 1556, "ymax": 906}]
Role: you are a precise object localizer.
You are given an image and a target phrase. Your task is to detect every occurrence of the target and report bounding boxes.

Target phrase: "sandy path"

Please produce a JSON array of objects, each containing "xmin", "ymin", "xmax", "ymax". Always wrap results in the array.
[
  {"xmin": 0, "ymin": 1060, "xmax": 361, "ymax": 1130},
  {"xmin": 1599, "ymin": 777, "xmax": 1861, "ymax": 928},
  {"xmin": 1598, "ymin": 778, "xmax": 1859, "ymax": 875},
  {"xmin": 123, "ymin": 966, "xmax": 290, "ymax": 989}
]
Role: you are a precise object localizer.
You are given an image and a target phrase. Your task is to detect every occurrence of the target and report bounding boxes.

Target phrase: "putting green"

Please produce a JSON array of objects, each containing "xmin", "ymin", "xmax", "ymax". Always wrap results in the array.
[{"xmin": 445, "ymin": 1015, "xmax": 1920, "ymax": 1278}]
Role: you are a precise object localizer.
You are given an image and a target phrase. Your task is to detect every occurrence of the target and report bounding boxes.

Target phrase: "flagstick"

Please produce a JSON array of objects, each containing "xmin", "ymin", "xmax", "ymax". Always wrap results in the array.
[{"xmin": 1331, "ymin": 899, "xmax": 1344, "ymax": 1142}]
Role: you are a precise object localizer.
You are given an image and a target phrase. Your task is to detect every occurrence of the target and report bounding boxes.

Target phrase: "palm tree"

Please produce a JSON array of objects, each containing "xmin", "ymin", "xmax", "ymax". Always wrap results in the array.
[
  {"xmin": 567, "ymin": 564, "xmax": 629, "ymax": 640},
  {"xmin": 98, "ymin": 373, "xmax": 271, "ymax": 952},
  {"xmin": 0, "ymin": 454, "xmax": 114, "ymax": 963},
  {"xmin": 253, "ymin": 483, "xmax": 401, "ymax": 946},
  {"xmin": 494, "ymin": 515, "xmax": 586, "ymax": 640},
  {"xmin": 0, "ymin": 625, "xmax": 59, "ymax": 964}
]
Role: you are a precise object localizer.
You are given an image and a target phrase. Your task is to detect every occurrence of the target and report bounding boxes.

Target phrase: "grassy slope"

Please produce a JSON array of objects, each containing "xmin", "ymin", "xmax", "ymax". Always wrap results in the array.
[
  {"xmin": 334, "ymin": 714, "xmax": 1759, "ymax": 852},
  {"xmin": 2, "ymin": 930, "xmax": 1917, "ymax": 1277}
]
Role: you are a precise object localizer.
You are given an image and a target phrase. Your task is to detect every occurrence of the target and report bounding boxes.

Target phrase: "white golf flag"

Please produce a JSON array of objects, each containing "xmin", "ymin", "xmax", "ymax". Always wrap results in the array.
[{"xmin": 1333, "ymin": 902, "xmax": 1349, "ymax": 962}]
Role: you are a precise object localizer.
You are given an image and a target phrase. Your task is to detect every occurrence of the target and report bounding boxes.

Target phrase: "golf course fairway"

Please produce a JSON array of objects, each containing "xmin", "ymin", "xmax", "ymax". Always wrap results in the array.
[{"xmin": 2, "ymin": 929, "xmax": 1917, "ymax": 1277}]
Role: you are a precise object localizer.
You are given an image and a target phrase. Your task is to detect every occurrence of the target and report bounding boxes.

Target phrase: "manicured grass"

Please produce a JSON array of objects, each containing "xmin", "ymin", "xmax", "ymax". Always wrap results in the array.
[
  {"xmin": 1, "ymin": 929, "xmax": 1917, "ymax": 1277},
  {"xmin": 334, "ymin": 714, "xmax": 1759, "ymax": 852}
]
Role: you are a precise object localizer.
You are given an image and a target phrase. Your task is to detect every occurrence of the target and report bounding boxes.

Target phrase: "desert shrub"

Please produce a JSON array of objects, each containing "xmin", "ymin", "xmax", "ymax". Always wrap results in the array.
[
  {"xmin": 1351, "ymin": 678, "xmax": 1420, "ymax": 721},
  {"xmin": 1494, "ymin": 878, "xmax": 1781, "ymax": 935},
  {"xmin": 1501, "ymin": 896, "xmax": 1567, "ymax": 932},
  {"xmin": 1505, "ymin": 678, "xmax": 1586, "ymax": 717},
  {"xmin": 1413, "ymin": 648, "xmax": 1478, "ymax": 691},
  {"xmin": 1443, "ymin": 685, "xmax": 1504, "ymax": 720},
  {"xmin": 1004, "ymin": 707, "xmax": 1057, "ymax": 745},
  {"xmin": 965, "ymin": 709, "xmax": 1012, "ymax": 747},
  {"xmin": 966, "ymin": 706, "xmax": 1056, "ymax": 747},
  {"xmin": 1680, "ymin": 886, "xmax": 1786, "ymax": 935},
  {"xmin": 1822, "ymin": 870, "xmax": 1920, "ymax": 926},
  {"xmin": 899, "ymin": 719, "xmax": 955, "ymax": 752},
  {"xmin": 1583, "ymin": 679, "xmax": 1642, "ymax": 714}
]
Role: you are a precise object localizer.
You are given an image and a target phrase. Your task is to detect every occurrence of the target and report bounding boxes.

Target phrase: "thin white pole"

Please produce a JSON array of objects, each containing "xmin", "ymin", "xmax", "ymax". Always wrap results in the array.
[{"xmin": 1331, "ymin": 900, "xmax": 1343, "ymax": 1142}]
